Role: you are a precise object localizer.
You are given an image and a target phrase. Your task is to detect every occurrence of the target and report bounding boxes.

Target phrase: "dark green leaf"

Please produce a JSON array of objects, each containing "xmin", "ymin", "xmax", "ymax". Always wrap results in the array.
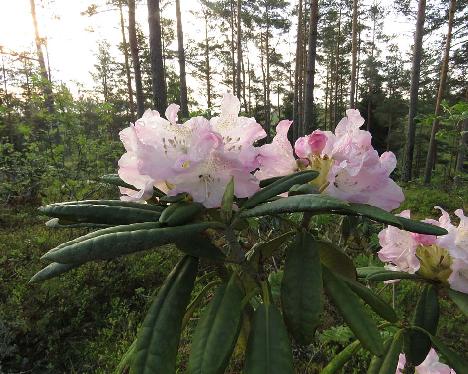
[
  {"xmin": 448, "ymin": 289, "xmax": 468, "ymax": 318},
  {"xmin": 101, "ymin": 174, "xmax": 137, "ymax": 190},
  {"xmin": 29, "ymin": 262, "xmax": 79, "ymax": 283},
  {"xmin": 220, "ymin": 177, "xmax": 234, "ymax": 223},
  {"xmin": 321, "ymin": 340, "xmax": 361, "ymax": 374},
  {"xmin": 396, "ymin": 216, "xmax": 448, "ymax": 236},
  {"xmin": 317, "ymin": 241, "xmax": 357, "ymax": 280},
  {"xmin": 379, "ymin": 330, "xmax": 404, "ymax": 374}
]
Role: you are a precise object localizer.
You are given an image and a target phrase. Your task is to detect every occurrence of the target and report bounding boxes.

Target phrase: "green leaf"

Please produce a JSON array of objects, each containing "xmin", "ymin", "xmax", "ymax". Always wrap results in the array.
[
  {"xmin": 57, "ymin": 200, "xmax": 165, "ymax": 212},
  {"xmin": 406, "ymin": 284, "xmax": 439, "ymax": 366},
  {"xmin": 288, "ymin": 183, "xmax": 319, "ymax": 196},
  {"xmin": 321, "ymin": 340, "xmax": 361, "ymax": 374},
  {"xmin": 39, "ymin": 204, "xmax": 162, "ymax": 225},
  {"xmin": 367, "ymin": 338, "xmax": 393, "ymax": 374},
  {"xmin": 366, "ymin": 271, "xmax": 420, "ymax": 282},
  {"xmin": 114, "ymin": 339, "xmax": 136, "ymax": 374},
  {"xmin": 220, "ymin": 177, "xmax": 234, "ymax": 223},
  {"xmin": 246, "ymin": 231, "xmax": 294, "ymax": 267},
  {"xmin": 188, "ymin": 275, "xmax": 244, "ymax": 374},
  {"xmin": 176, "ymin": 234, "xmax": 226, "ymax": 261},
  {"xmin": 131, "ymin": 256, "xmax": 198, "ymax": 374},
  {"xmin": 259, "ymin": 175, "xmax": 284, "ymax": 188},
  {"xmin": 240, "ymin": 194, "xmax": 349, "ymax": 218},
  {"xmin": 159, "ymin": 193, "xmax": 190, "ymax": 203},
  {"xmin": 379, "ymin": 330, "xmax": 404, "ymax": 374},
  {"xmin": 244, "ymin": 303, "xmax": 294, "ymax": 374},
  {"xmin": 159, "ymin": 202, "xmax": 204, "ymax": 226},
  {"xmin": 29, "ymin": 262, "xmax": 79, "ymax": 283},
  {"xmin": 344, "ymin": 279, "xmax": 398, "ymax": 323},
  {"xmin": 357, "ymin": 266, "xmax": 386, "ymax": 279},
  {"xmin": 101, "ymin": 173, "xmax": 137, "ymax": 190},
  {"xmin": 242, "ymin": 170, "xmax": 319, "ymax": 209},
  {"xmin": 281, "ymin": 232, "xmax": 323, "ymax": 345},
  {"xmin": 322, "ymin": 267, "xmax": 384, "ymax": 356},
  {"xmin": 45, "ymin": 218, "xmax": 112, "ymax": 229},
  {"xmin": 396, "ymin": 216, "xmax": 448, "ymax": 236},
  {"xmin": 448, "ymin": 289, "xmax": 468, "ymax": 318},
  {"xmin": 43, "ymin": 222, "xmax": 223, "ymax": 264},
  {"xmin": 343, "ymin": 203, "xmax": 401, "ymax": 227},
  {"xmin": 317, "ymin": 241, "xmax": 357, "ymax": 280},
  {"xmin": 182, "ymin": 280, "xmax": 221, "ymax": 329}
]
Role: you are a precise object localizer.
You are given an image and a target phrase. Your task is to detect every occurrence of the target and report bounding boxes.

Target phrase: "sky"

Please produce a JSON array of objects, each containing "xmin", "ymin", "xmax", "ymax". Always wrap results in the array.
[{"xmin": 0, "ymin": 0, "xmax": 422, "ymax": 109}]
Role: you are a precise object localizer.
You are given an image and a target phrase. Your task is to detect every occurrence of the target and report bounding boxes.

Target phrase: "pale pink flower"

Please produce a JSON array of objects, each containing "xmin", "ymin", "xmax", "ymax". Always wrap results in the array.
[
  {"xmin": 435, "ymin": 207, "xmax": 468, "ymax": 261},
  {"xmin": 396, "ymin": 349, "xmax": 456, "ymax": 374},
  {"xmin": 378, "ymin": 210, "xmax": 420, "ymax": 274},
  {"xmin": 256, "ymin": 120, "xmax": 297, "ymax": 180},
  {"xmin": 294, "ymin": 130, "xmax": 327, "ymax": 158}
]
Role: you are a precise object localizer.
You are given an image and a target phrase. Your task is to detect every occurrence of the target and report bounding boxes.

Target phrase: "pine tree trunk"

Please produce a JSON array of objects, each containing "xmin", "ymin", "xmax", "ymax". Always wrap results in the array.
[
  {"xmin": 204, "ymin": 12, "xmax": 212, "ymax": 110},
  {"xmin": 175, "ymin": 0, "xmax": 189, "ymax": 118},
  {"xmin": 423, "ymin": 0, "xmax": 456, "ymax": 184},
  {"xmin": 128, "ymin": 0, "xmax": 145, "ymax": 118},
  {"xmin": 303, "ymin": 0, "xmax": 319, "ymax": 134},
  {"xmin": 292, "ymin": 0, "xmax": 303, "ymax": 143},
  {"xmin": 265, "ymin": 7, "xmax": 271, "ymax": 141},
  {"xmin": 147, "ymin": 0, "xmax": 167, "ymax": 112},
  {"xmin": 324, "ymin": 59, "xmax": 329, "ymax": 130},
  {"xmin": 119, "ymin": 3, "xmax": 135, "ymax": 119},
  {"xmin": 236, "ymin": 0, "xmax": 243, "ymax": 100},
  {"xmin": 402, "ymin": 0, "xmax": 426, "ymax": 182},
  {"xmin": 333, "ymin": 9, "xmax": 341, "ymax": 129},
  {"xmin": 349, "ymin": 0, "xmax": 358, "ymax": 108},
  {"xmin": 456, "ymin": 118, "xmax": 468, "ymax": 172},
  {"xmin": 29, "ymin": 0, "xmax": 54, "ymax": 115},
  {"xmin": 230, "ymin": 0, "xmax": 236, "ymax": 93}
]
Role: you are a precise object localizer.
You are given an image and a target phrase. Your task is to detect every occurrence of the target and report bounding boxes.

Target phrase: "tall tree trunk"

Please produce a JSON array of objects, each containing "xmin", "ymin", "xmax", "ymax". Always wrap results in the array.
[
  {"xmin": 367, "ymin": 9, "xmax": 376, "ymax": 132},
  {"xmin": 236, "ymin": 0, "xmax": 243, "ymax": 100},
  {"xmin": 324, "ymin": 58, "xmax": 329, "ymax": 130},
  {"xmin": 119, "ymin": 3, "xmax": 135, "ymax": 119},
  {"xmin": 241, "ymin": 52, "xmax": 247, "ymax": 112},
  {"xmin": 423, "ymin": 0, "xmax": 456, "ymax": 184},
  {"xmin": 387, "ymin": 115, "xmax": 392, "ymax": 151},
  {"xmin": 230, "ymin": 0, "xmax": 236, "ymax": 93},
  {"xmin": 128, "ymin": 0, "xmax": 145, "ymax": 118},
  {"xmin": 29, "ymin": 0, "xmax": 54, "ymax": 115},
  {"xmin": 349, "ymin": 0, "xmax": 358, "ymax": 108},
  {"xmin": 204, "ymin": 12, "xmax": 212, "ymax": 110},
  {"xmin": 355, "ymin": 25, "xmax": 361, "ymax": 105},
  {"xmin": 292, "ymin": 0, "xmax": 303, "ymax": 143},
  {"xmin": 456, "ymin": 118, "xmax": 468, "ymax": 172},
  {"xmin": 175, "ymin": 0, "xmax": 189, "ymax": 118},
  {"xmin": 147, "ymin": 0, "xmax": 167, "ymax": 112},
  {"xmin": 303, "ymin": 0, "xmax": 319, "ymax": 134},
  {"xmin": 333, "ymin": 9, "xmax": 341, "ymax": 129},
  {"xmin": 402, "ymin": 0, "xmax": 426, "ymax": 182},
  {"xmin": 265, "ymin": 6, "xmax": 271, "ymax": 141}
]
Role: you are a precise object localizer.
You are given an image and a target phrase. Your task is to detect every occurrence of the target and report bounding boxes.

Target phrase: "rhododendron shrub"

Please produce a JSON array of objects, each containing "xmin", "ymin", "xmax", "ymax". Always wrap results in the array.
[{"xmin": 32, "ymin": 94, "xmax": 467, "ymax": 374}]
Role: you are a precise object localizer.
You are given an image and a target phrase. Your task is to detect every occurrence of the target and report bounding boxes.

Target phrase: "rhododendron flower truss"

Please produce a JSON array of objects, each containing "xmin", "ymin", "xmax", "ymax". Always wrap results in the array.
[
  {"xmin": 378, "ymin": 207, "xmax": 468, "ymax": 293},
  {"xmin": 256, "ymin": 109, "xmax": 404, "ymax": 211},
  {"xmin": 117, "ymin": 93, "xmax": 264, "ymax": 208}
]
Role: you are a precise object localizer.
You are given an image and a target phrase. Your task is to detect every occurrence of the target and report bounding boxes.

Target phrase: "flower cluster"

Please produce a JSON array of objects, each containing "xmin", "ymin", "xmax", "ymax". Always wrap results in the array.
[
  {"xmin": 118, "ymin": 95, "xmax": 404, "ymax": 211},
  {"xmin": 396, "ymin": 349, "xmax": 455, "ymax": 374},
  {"xmin": 256, "ymin": 109, "xmax": 404, "ymax": 211},
  {"xmin": 378, "ymin": 207, "xmax": 467, "ymax": 293}
]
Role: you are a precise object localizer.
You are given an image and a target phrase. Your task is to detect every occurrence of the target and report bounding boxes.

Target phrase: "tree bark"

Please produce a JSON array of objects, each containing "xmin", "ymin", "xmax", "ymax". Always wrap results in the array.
[
  {"xmin": 175, "ymin": 0, "xmax": 189, "ymax": 118},
  {"xmin": 119, "ymin": 3, "xmax": 135, "ymax": 119},
  {"xmin": 303, "ymin": 0, "xmax": 319, "ymax": 134},
  {"xmin": 349, "ymin": 0, "xmax": 358, "ymax": 108},
  {"xmin": 204, "ymin": 12, "xmax": 212, "ymax": 110},
  {"xmin": 230, "ymin": 0, "xmax": 236, "ymax": 93},
  {"xmin": 423, "ymin": 0, "xmax": 456, "ymax": 184},
  {"xmin": 456, "ymin": 118, "xmax": 468, "ymax": 172},
  {"xmin": 147, "ymin": 0, "xmax": 167, "ymax": 112},
  {"xmin": 333, "ymin": 9, "xmax": 341, "ymax": 129},
  {"xmin": 402, "ymin": 0, "xmax": 426, "ymax": 182},
  {"xmin": 29, "ymin": 0, "xmax": 54, "ymax": 115},
  {"xmin": 292, "ymin": 0, "xmax": 303, "ymax": 143},
  {"xmin": 128, "ymin": 0, "xmax": 145, "ymax": 118},
  {"xmin": 265, "ymin": 5, "xmax": 271, "ymax": 141},
  {"xmin": 236, "ymin": 0, "xmax": 243, "ymax": 101}
]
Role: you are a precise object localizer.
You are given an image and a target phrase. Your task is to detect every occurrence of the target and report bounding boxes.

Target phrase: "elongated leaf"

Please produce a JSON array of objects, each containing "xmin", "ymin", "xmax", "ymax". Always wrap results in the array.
[
  {"xmin": 176, "ymin": 234, "xmax": 226, "ymax": 261},
  {"xmin": 322, "ymin": 268, "xmax": 384, "ymax": 356},
  {"xmin": 45, "ymin": 218, "xmax": 112, "ymax": 229},
  {"xmin": 357, "ymin": 266, "xmax": 387, "ymax": 279},
  {"xmin": 247, "ymin": 231, "xmax": 294, "ymax": 266},
  {"xmin": 159, "ymin": 202, "xmax": 204, "ymax": 226},
  {"xmin": 321, "ymin": 340, "xmax": 360, "ymax": 374},
  {"xmin": 379, "ymin": 330, "xmax": 404, "ymax": 374},
  {"xmin": 448, "ymin": 289, "xmax": 468, "ymax": 318},
  {"xmin": 101, "ymin": 173, "xmax": 137, "ymax": 190},
  {"xmin": 39, "ymin": 204, "xmax": 161, "ymax": 225},
  {"xmin": 241, "ymin": 194, "xmax": 349, "ymax": 218},
  {"xmin": 344, "ymin": 279, "xmax": 398, "ymax": 323},
  {"xmin": 57, "ymin": 200, "xmax": 165, "ymax": 212},
  {"xmin": 259, "ymin": 175, "xmax": 284, "ymax": 188},
  {"xmin": 182, "ymin": 280, "xmax": 221, "ymax": 329},
  {"xmin": 131, "ymin": 256, "xmax": 198, "ymax": 374},
  {"xmin": 244, "ymin": 303, "xmax": 294, "ymax": 374},
  {"xmin": 188, "ymin": 275, "xmax": 244, "ymax": 374},
  {"xmin": 366, "ymin": 271, "xmax": 420, "ymax": 282},
  {"xmin": 343, "ymin": 203, "xmax": 401, "ymax": 227},
  {"xmin": 288, "ymin": 183, "xmax": 319, "ymax": 196},
  {"xmin": 281, "ymin": 232, "xmax": 323, "ymax": 345},
  {"xmin": 367, "ymin": 338, "xmax": 393, "ymax": 374},
  {"xmin": 220, "ymin": 177, "xmax": 234, "ymax": 223},
  {"xmin": 114, "ymin": 339, "xmax": 136, "ymax": 374},
  {"xmin": 317, "ymin": 241, "xmax": 356, "ymax": 280},
  {"xmin": 43, "ymin": 222, "xmax": 223, "ymax": 264},
  {"xmin": 29, "ymin": 262, "xmax": 79, "ymax": 283},
  {"xmin": 396, "ymin": 216, "xmax": 448, "ymax": 236},
  {"xmin": 406, "ymin": 284, "xmax": 439, "ymax": 366},
  {"xmin": 242, "ymin": 170, "xmax": 319, "ymax": 209}
]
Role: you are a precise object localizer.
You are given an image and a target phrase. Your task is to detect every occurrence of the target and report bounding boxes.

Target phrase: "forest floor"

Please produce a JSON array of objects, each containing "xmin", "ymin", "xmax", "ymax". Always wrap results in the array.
[{"xmin": 0, "ymin": 181, "xmax": 466, "ymax": 373}]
